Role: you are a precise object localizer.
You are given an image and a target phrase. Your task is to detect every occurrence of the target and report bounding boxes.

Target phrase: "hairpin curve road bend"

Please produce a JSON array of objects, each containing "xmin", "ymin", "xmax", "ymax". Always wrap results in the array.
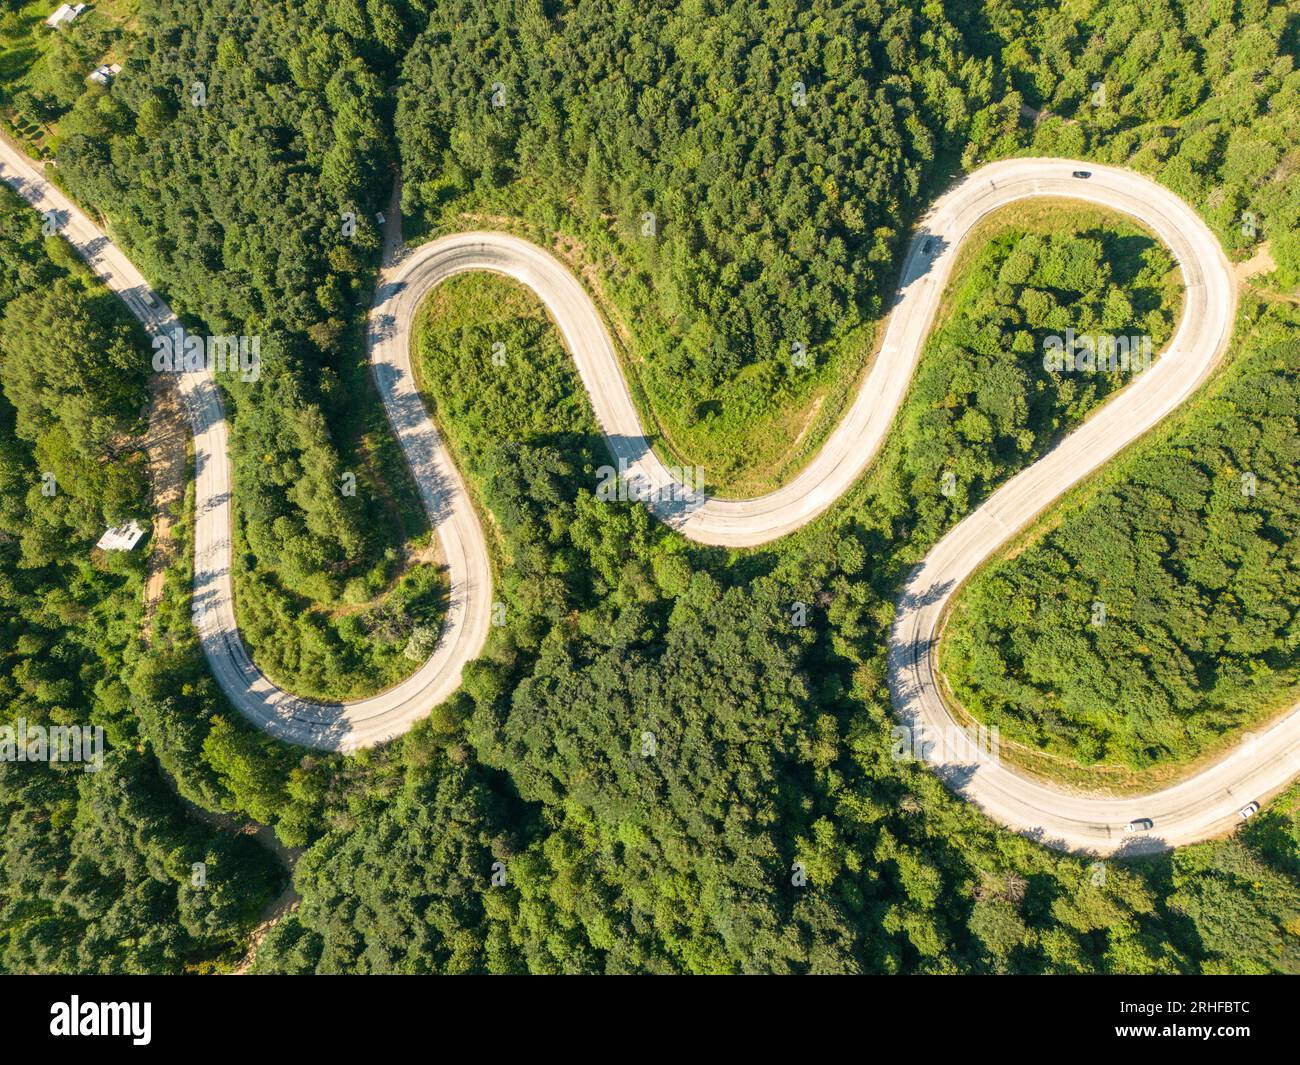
[{"xmin": 6, "ymin": 142, "xmax": 1296, "ymax": 855}]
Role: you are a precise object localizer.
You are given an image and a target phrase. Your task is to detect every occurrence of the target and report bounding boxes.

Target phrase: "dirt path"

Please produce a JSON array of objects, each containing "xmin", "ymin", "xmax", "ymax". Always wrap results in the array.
[
  {"xmin": 1235, "ymin": 240, "xmax": 1277, "ymax": 282},
  {"xmin": 382, "ymin": 169, "xmax": 404, "ymax": 266},
  {"xmin": 230, "ymin": 825, "xmax": 303, "ymax": 975},
  {"xmin": 166, "ymin": 780, "xmax": 303, "ymax": 974},
  {"xmin": 141, "ymin": 372, "xmax": 187, "ymax": 638}
]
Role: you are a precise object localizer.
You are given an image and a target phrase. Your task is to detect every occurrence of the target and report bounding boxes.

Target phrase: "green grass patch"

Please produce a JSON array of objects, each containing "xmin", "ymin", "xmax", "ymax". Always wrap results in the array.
[{"xmin": 0, "ymin": 0, "xmax": 135, "ymax": 154}]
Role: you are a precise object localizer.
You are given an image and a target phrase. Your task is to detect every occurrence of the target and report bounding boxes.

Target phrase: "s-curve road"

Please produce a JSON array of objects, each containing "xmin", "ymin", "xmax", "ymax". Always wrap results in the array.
[{"xmin": 4, "ymin": 139, "xmax": 1295, "ymax": 853}]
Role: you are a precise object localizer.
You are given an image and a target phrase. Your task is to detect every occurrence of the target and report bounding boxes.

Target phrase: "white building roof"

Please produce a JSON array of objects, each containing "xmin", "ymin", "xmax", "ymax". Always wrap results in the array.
[
  {"xmin": 45, "ymin": 4, "xmax": 87, "ymax": 29},
  {"xmin": 96, "ymin": 521, "xmax": 145, "ymax": 552}
]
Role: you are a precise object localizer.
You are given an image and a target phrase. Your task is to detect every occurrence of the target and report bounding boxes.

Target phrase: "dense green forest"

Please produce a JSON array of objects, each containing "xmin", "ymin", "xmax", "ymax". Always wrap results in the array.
[
  {"xmin": 253, "ymin": 252, "xmax": 1296, "ymax": 974},
  {"xmin": 0, "ymin": 186, "xmax": 282, "ymax": 972},
  {"xmin": 392, "ymin": 0, "xmax": 1299, "ymax": 489},
  {"xmin": 945, "ymin": 299, "xmax": 1300, "ymax": 776},
  {"xmin": 982, "ymin": 0, "xmax": 1300, "ymax": 284},
  {"xmin": 395, "ymin": 0, "xmax": 983, "ymax": 490},
  {"xmin": 1, "ymin": 0, "xmax": 1297, "ymax": 974}
]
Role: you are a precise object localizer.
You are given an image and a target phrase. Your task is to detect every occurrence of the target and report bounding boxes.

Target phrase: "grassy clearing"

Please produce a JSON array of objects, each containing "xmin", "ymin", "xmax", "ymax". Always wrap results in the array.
[
  {"xmin": 0, "ymin": 0, "xmax": 135, "ymax": 156},
  {"xmin": 410, "ymin": 270, "xmax": 597, "ymax": 520}
]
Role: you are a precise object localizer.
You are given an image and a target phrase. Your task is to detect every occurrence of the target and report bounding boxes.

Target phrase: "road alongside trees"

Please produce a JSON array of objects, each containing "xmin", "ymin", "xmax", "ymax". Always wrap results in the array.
[{"xmin": 0, "ymin": 0, "xmax": 1296, "ymax": 974}]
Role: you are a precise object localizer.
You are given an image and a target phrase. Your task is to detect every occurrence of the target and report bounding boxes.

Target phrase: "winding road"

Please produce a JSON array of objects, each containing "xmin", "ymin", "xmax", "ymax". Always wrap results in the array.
[{"xmin": 4, "ymin": 140, "xmax": 1298, "ymax": 854}]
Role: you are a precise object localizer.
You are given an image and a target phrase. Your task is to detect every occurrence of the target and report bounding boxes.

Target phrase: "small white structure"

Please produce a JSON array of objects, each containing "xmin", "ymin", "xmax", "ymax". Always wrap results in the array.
[
  {"xmin": 45, "ymin": 4, "xmax": 87, "ymax": 30},
  {"xmin": 96, "ymin": 521, "xmax": 145, "ymax": 552},
  {"xmin": 88, "ymin": 64, "xmax": 121, "ymax": 86}
]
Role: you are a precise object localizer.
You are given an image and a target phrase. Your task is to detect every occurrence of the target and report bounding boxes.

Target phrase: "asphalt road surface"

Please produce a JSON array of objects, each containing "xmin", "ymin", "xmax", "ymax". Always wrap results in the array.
[{"xmin": 3, "ymin": 141, "xmax": 1294, "ymax": 854}]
